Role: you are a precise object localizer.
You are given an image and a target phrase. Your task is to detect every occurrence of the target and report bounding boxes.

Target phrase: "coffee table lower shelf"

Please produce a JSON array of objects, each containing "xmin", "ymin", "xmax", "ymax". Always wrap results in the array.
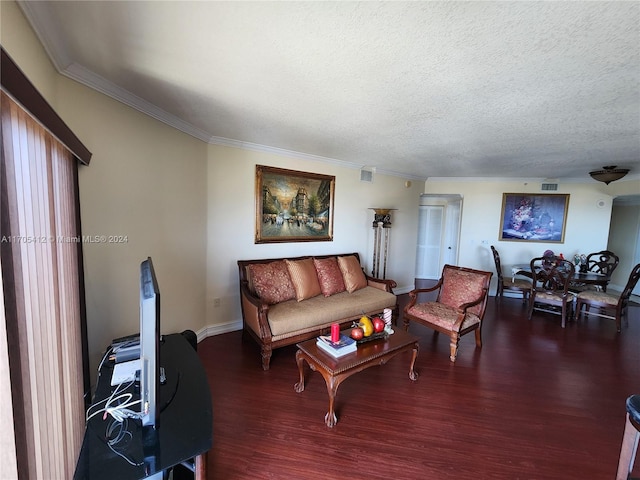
[{"xmin": 294, "ymin": 329, "xmax": 419, "ymax": 427}]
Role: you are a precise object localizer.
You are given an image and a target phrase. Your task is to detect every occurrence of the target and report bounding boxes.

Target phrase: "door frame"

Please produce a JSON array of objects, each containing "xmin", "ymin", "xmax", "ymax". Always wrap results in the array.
[{"xmin": 416, "ymin": 194, "xmax": 463, "ymax": 279}]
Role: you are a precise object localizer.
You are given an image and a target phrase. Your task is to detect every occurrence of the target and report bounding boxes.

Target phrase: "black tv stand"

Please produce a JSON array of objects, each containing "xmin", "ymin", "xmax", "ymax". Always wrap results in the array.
[{"xmin": 74, "ymin": 333, "xmax": 212, "ymax": 479}]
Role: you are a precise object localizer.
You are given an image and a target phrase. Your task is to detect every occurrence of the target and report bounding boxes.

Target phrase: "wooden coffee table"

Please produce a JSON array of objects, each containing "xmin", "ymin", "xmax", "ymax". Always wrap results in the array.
[{"xmin": 294, "ymin": 328, "xmax": 419, "ymax": 427}]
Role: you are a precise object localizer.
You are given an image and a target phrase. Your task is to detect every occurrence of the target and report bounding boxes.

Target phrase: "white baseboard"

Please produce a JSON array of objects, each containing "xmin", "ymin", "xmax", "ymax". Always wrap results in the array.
[{"xmin": 196, "ymin": 319, "xmax": 242, "ymax": 343}]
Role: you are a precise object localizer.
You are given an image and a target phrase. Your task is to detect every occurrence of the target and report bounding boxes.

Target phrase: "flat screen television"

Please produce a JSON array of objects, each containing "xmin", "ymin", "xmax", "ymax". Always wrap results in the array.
[{"xmin": 139, "ymin": 257, "xmax": 160, "ymax": 430}]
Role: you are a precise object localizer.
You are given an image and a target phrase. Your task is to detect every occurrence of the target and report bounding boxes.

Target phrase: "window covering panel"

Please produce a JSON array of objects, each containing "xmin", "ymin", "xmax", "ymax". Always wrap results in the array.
[{"xmin": 1, "ymin": 90, "xmax": 85, "ymax": 479}]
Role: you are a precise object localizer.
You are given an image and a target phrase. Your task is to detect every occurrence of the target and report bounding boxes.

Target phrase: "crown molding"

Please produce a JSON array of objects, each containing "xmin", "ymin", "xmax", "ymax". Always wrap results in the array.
[
  {"xmin": 63, "ymin": 63, "xmax": 214, "ymax": 143},
  {"xmin": 426, "ymin": 174, "xmax": 640, "ymax": 184},
  {"xmin": 17, "ymin": 0, "xmax": 70, "ymax": 71},
  {"xmin": 63, "ymin": 61, "xmax": 428, "ymax": 180},
  {"xmin": 207, "ymin": 136, "xmax": 427, "ymax": 181}
]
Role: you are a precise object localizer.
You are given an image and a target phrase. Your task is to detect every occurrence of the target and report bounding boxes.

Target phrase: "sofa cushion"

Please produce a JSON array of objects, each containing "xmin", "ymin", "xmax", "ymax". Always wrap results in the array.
[
  {"xmin": 285, "ymin": 258, "xmax": 322, "ymax": 301},
  {"xmin": 440, "ymin": 267, "xmax": 487, "ymax": 316},
  {"xmin": 267, "ymin": 286, "xmax": 397, "ymax": 337},
  {"xmin": 337, "ymin": 255, "xmax": 367, "ymax": 293},
  {"xmin": 313, "ymin": 257, "xmax": 346, "ymax": 297},
  {"xmin": 247, "ymin": 261, "xmax": 296, "ymax": 305}
]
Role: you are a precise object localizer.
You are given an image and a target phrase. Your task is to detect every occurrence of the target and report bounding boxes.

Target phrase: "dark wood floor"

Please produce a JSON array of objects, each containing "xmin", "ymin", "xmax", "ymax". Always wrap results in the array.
[{"xmin": 197, "ymin": 294, "xmax": 640, "ymax": 480}]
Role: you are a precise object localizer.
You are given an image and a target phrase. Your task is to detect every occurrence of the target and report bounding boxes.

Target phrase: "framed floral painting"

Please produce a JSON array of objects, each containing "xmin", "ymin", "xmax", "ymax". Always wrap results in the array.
[
  {"xmin": 255, "ymin": 165, "xmax": 335, "ymax": 243},
  {"xmin": 499, "ymin": 193, "xmax": 569, "ymax": 243}
]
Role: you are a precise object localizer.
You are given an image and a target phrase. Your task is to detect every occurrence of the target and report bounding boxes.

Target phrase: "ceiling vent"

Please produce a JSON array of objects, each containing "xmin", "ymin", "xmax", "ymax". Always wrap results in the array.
[
  {"xmin": 360, "ymin": 166, "xmax": 375, "ymax": 183},
  {"xmin": 541, "ymin": 179, "xmax": 559, "ymax": 191}
]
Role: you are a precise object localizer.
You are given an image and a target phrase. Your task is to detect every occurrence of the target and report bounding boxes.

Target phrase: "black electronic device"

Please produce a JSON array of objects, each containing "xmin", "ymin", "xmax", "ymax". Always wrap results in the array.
[
  {"xmin": 111, "ymin": 333, "xmax": 140, "ymax": 349},
  {"xmin": 139, "ymin": 257, "xmax": 160, "ymax": 431}
]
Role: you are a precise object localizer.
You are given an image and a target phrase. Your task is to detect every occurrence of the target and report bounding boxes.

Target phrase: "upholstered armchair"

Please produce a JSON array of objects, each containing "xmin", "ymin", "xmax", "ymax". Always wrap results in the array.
[{"xmin": 403, "ymin": 265, "xmax": 492, "ymax": 362}]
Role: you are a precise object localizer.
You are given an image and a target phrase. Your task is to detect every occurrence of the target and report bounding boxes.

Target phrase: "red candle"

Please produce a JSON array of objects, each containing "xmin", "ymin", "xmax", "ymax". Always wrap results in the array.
[{"xmin": 331, "ymin": 323, "xmax": 340, "ymax": 343}]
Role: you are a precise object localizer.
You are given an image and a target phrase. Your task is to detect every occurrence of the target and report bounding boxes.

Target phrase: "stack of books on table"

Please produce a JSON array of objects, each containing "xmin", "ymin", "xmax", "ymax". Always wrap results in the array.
[{"xmin": 316, "ymin": 334, "xmax": 357, "ymax": 358}]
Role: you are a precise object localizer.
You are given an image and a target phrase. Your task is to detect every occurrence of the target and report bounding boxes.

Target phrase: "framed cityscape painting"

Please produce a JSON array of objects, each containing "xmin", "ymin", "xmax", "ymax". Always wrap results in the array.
[
  {"xmin": 255, "ymin": 165, "xmax": 335, "ymax": 243},
  {"xmin": 499, "ymin": 193, "xmax": 569, "ymax": 243}
]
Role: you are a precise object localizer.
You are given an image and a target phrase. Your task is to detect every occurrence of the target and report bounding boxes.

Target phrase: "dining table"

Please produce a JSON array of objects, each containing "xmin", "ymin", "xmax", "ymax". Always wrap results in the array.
[{"xmin": 511, "ymin": 264, "xmax": 611, "ymax": 291}]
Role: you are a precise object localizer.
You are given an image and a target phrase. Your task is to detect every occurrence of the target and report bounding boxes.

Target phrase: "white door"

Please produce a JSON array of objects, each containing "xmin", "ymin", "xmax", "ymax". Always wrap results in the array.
[
  {"xmin": 443, "ymin": 200, "xmax": 461, "ymax": 266},
  {"xmin": 415, "ymin": 196, "xmax": 462, "ymax": 279},
  {"xmin": 415, "ymin": 205, "xmax": 444, "ymax": 279}
]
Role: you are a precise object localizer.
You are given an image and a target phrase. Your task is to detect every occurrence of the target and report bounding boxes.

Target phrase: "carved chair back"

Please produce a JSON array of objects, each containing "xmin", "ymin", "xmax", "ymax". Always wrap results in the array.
[
  {"xmin": 530, "ymin": 257, "xmax": 575, "ymax": 294},
  {"xmin": 586, "ymin": 250, "xmax": 619, "ymax": 276}
]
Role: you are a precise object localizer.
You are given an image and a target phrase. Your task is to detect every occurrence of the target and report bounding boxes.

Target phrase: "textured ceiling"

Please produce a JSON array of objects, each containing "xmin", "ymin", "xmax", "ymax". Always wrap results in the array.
[{"xmin": 16, "ymin": 1, "xmax": 640, "ymax": 182}]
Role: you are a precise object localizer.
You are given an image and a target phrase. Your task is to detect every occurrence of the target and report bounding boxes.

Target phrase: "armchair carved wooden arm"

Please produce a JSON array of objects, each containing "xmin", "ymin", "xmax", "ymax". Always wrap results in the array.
[{"xmin": 403, "ymin": 265, "xmax": 492, "ymax": 362}]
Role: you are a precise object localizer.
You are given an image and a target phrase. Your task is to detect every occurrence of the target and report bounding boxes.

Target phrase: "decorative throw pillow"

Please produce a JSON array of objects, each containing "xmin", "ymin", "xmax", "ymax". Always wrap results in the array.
[
  {"xmin": 337, "ymin": 255, "xmax": 367, "ymax": 293},
  {"xmin": 285, "ymin": 258, "xmax": 322, "ymax": 301},
  {"xmin": 247, "ymin": 261, "xmax": 296, "ymax": 305},
  {"xmin": 313, "ymin": 257, "xmax": 346, "ymax": 297}
]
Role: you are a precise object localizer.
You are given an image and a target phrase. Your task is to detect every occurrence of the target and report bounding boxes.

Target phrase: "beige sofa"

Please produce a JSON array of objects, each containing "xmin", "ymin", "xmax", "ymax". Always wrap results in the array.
[{"xmin": 237, "ymin": 253, "xmax": 398, "ymax": 370}]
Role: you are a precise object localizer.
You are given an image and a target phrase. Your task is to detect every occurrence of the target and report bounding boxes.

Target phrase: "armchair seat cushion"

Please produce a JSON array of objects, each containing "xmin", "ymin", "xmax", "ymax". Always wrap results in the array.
[{"xmin": 406, "ymin": 302, "xmax": 480, "ymax": 332}]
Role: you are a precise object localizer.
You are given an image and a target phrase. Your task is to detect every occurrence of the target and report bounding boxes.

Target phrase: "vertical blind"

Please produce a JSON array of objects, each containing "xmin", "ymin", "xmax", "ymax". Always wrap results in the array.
[{"xmin": 1, "ymin": 90, "xmax": 85, "ymax": 479}]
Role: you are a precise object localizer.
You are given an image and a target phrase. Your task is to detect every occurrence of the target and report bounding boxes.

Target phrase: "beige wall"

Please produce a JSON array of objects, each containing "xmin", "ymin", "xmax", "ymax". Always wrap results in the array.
[
  {"xmin": 1, "ymin": 1, "xmax": 57, "ymax": 101},
  {"xmin": 68, "ymin": 80, "xmax": 208, "ymax": 371}
]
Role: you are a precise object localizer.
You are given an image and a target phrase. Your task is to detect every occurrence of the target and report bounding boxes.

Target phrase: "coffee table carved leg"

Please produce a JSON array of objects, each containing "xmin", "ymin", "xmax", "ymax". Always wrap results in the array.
[
  {"xmin": 323, "ymin": 374, "xmax": 339, "ymax": 428},
  {"xmin": 294, "ymin": 350, "xmax": 306, "ymax": 393},
  {"xmin": 408, "ymin": 343, "xmax": 419, "ymax": 381}
]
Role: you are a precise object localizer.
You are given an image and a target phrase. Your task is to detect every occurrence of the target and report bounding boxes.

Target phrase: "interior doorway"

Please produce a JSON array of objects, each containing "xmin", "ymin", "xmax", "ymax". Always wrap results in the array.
[
  {"xmin": 415, "ymin": 194, "xmax": 462, "ymax": 280},
  {"xmin": 608, "ymin": 195, "xmax": 640, "ymax": 296}
]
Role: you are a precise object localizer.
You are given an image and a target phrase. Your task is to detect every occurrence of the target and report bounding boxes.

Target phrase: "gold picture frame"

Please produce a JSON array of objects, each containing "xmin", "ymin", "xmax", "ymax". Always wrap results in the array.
[
  {"xmin": 255, "ymin": 165, "xmax": 335, "ymax": 243},
  {"xmin": 499, "ymin": 193, "xmax": 569, "ymax": 243}
]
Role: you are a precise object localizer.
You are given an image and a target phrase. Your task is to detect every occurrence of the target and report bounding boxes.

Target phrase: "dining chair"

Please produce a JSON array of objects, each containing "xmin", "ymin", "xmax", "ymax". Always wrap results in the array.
[
  {"xmin": 528, "ymin": 256, "xmax": 576, "ymax": 328},
  {"xmin": 574, "ymin": 263, "xmax": 640, "ymax": 332},
  {"xmin": 570, "ymin": 250, "xmax": 619, "ymax": 293},
  {"xmin": 490, "ymin": 246, "xmax": 531, "ymax": 303},
  {"xmin": 586, "ymin": 250, "xmax": 620, "ymax": 276}
]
